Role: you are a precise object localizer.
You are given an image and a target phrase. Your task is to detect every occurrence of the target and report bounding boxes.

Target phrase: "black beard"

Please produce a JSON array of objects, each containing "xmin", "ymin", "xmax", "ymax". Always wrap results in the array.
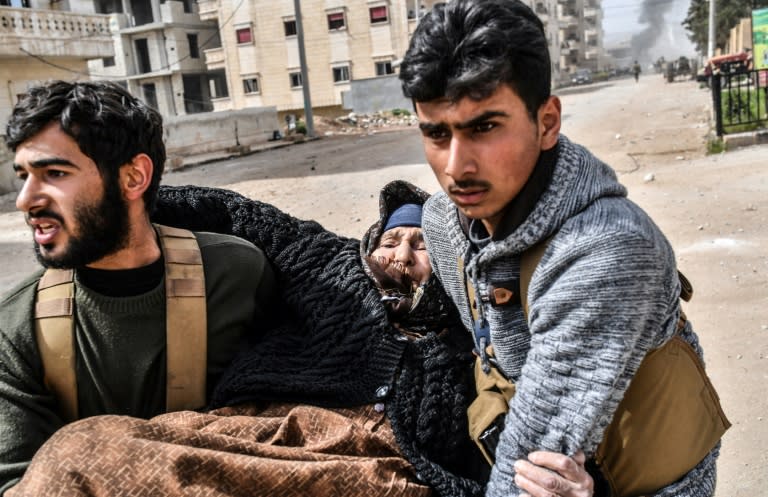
[{"xmin": 35, "ymin": 176, "xmax": 131, "ymax": 269}]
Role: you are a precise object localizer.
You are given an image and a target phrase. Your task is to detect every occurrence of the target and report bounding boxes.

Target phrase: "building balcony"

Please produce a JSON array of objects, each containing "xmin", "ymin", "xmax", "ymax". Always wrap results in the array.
[
  {"xmin": 203, "ymin": 46, "xmax": 224, "ymax": 70},
  {"xmin": 585, "ymin": 48, "xmax": 600, "ymax": 60},
  {"xmin": 0, "ymin": 6, "xmax": 113, "ymax": 59},
  {"xmin": 556, "ymin": 7, "xmax": 578, "ymax": 26},
  {"xmin": 584, "ymin": 7, "xmax": 598, "ymax": 20},
  {"xmin": 197, "ymin": 0, "xmax": 219, "ymax": 22}
]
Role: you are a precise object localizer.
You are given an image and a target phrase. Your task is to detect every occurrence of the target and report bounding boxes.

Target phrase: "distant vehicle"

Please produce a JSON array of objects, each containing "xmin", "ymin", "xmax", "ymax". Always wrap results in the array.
[
  {"xmin": 664, "ymin": 57, "xmax": 693, "ymax": 83},
  {"xmin": 570, "ymin": 69, "xmax": 592, "ymax": 85}
]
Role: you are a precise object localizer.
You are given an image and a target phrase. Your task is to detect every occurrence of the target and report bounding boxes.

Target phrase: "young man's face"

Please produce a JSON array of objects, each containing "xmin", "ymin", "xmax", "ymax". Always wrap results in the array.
[
  {"xmin": 13, "ymin": 122, "xmax": 130, "ymax": 269},
  {"xmin": 371, "ymin": 226, "xmax": 432, "ymax": 285},
  {"xmin": 415, "ymin": 84, "xmax": 560, "ymax": 235}
]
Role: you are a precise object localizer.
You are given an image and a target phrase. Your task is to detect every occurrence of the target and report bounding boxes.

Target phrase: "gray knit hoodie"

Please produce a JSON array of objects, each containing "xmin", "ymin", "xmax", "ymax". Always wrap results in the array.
[{"xmin": 422, "ymin": 135, "xmax": 719, "ymax": 497}]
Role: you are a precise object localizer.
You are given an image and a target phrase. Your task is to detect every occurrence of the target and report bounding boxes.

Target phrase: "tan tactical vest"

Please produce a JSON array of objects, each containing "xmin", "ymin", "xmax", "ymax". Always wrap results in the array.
[
  {"xmin": 465, "ymin": 242, "xmax": 730, "ymax": 497},
  {"xmin": 33, "ymin": 224, "xmax": 208, "ymax": 421}
]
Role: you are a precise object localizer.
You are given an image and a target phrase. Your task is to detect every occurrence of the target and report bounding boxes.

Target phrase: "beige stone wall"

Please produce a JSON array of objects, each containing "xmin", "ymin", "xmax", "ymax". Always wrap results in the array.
[
  {"xmin": 212, "ymin": 0, "xmax": 411, "ymax": 112},
  {"xmin": 0, "ymin": 58, "xmax": 93, "ymax": 135},
  {"xmin": 0, "ymin": 139, "xmax": 16, "ymax": 195},
  {"xmin": 728, "ymin": 18, "xmax": 752, "ymax": 55}
]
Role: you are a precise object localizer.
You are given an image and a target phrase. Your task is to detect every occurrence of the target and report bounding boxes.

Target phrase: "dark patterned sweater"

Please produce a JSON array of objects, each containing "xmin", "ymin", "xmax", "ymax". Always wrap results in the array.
[{"xmin": 153, "ymin": 181, "xmax": 487, "ymax": 497}]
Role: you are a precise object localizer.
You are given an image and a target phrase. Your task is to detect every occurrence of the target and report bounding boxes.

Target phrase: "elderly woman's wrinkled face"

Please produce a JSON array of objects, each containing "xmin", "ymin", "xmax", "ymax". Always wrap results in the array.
[{"xmin": 371, "ymin": 226, "xmax": 432, "ymax": 285}]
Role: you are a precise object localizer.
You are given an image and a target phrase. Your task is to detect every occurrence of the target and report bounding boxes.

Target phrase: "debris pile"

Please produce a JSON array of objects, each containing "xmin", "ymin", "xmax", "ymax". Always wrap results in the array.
[{"xmin": 313, "ymin": 111, "xmax": 419, "ymax": 136}]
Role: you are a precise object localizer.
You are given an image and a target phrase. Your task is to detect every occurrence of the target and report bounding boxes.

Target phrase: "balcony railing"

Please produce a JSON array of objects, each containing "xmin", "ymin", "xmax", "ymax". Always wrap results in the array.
[{"xmin": 0, "ymin": 6, "xmax": 113, "ymax": 58}]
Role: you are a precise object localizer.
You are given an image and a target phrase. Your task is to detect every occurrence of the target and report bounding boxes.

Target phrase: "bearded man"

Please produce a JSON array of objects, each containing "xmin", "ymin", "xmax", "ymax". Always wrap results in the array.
[{"xmin": 0, "ymin": 80, "xmax": 275, "ymax": 494}]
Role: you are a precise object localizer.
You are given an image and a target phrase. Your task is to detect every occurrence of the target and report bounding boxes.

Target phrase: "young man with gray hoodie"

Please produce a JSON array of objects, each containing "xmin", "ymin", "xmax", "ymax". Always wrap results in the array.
[{"xmin": 399, "ymin": 1, "xmax": 726, "ymax": 496}]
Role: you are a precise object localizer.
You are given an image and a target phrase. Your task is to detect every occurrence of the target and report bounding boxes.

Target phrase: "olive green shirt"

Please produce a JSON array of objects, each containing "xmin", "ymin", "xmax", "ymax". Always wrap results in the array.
[{"xmin": 0, "ymin": 231, "xmax": 275, "ymax": 493}]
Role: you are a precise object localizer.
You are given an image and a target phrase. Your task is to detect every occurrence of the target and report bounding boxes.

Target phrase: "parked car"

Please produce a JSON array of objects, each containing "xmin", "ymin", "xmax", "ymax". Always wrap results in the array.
[{"xmin": 570, "ymin": 69, "xmax": 592, "ymax": 85}]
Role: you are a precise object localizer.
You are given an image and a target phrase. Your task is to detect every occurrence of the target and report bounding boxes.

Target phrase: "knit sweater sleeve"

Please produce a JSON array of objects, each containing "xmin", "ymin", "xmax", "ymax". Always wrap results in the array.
[
  {"xmin": 486, "ymin": 220, "xmax": 680, "ymax": 496},
  {"xmin": 154, "ymin": 185, "xmax": 351, "ymax": 277}
]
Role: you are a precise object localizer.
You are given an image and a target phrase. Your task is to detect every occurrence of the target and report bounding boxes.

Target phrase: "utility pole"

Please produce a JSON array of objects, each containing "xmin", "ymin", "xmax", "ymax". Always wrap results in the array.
[
  {"xmin": 707, "ymin": 0, "xmax": 716, "ymax": 59},
  {"xmin": 293, "ymin": 0, "xmax": 315, "ymax": 138}
]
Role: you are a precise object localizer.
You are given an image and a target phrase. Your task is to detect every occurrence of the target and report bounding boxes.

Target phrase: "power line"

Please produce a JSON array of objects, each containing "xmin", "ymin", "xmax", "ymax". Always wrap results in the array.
[{"xmin": 16, "ymin": 0, "xmax": 246, "ymax": 79}]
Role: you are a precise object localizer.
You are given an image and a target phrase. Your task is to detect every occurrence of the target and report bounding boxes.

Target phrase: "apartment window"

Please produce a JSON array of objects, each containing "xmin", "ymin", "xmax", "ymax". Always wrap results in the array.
[
  {"xmin": 135, "ymin": 38, "xmax": 151, "ymax": 74},
  {"xmin": 208, "ymin": 70, "xmax": 229, "ymax": 98},
  {"xmin": 332, "ymin": 65, "xmax": 350, "ymax": 83},
  {"xmin": 182, "ymin": 0, "xmax": 193, "ymax": 13},
  {"xmin": 327, "ymin": 12, "xmax": 345, "ymax": 30},
  {"xmin": 289, "ymin": 72, "xmax": 303, "ymax": 88},
  {"xmin": 284, "ymin": 19, "xmax": 297, "ymax": 37},
  {"xmin": 375, "ymin": 61, "xmax": 394, "ymax": 76},
  {"xmin": 369, "ymin": 6, "xmax": 388, "ymax": 24},
  {"xmin": 243, "ymin": 77, "xmax": 260, "ymax": 94},
  {"xmin": 187, "ymin": 33, "xmax": 199, "ymax": 58},
  {"xmin": 142, "ymin": 83, "xmax": 158, "ymax": 110},
  {"xmin": 236, "ymin": 26, "xmax": 253, "ymax": 44},
  {"xmin": 102, "ymin": 56, "xmax": 116, "ymax": 67}
]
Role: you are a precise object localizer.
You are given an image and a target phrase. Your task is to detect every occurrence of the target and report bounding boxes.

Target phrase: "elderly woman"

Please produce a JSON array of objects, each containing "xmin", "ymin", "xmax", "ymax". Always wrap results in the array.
[{"xmin": 8, "ymin": 181, "xmax": 591, "ymax": 497}]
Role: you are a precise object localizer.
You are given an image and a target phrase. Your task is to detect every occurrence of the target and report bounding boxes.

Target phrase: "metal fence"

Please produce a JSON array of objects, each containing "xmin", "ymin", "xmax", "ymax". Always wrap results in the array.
[{"xmin": 711, "ymin": 68, "xmax": 768, "ymax": 136}]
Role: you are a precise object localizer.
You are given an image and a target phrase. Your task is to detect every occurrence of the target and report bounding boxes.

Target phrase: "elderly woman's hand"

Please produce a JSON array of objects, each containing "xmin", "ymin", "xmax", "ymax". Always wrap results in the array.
[{"xmin": 514, "ymin": 450, "xmax": 594, "ymax": 497}]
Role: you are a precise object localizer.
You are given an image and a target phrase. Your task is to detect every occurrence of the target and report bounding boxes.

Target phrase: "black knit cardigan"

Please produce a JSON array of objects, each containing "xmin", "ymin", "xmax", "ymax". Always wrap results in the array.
[{"xmin": 153, "ymin": 181, "xmax": 487, "ymax": 497}]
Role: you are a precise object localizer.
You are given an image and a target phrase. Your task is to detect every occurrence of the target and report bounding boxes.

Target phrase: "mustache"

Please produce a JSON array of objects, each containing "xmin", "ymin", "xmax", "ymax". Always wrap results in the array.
[
  {"xmin": 26, "ymin": 209, "xmax": 64, "ymax": 224},
  {"xmin": 448, "ymin": 179, "xmax": 491, "ymax": 193}
]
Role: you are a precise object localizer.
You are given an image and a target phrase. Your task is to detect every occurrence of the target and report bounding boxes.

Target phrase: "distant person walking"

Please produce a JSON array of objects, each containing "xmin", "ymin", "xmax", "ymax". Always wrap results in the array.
[{"xmin": 633, "ymin": 60, "xmax": 641, "ymax": 82}]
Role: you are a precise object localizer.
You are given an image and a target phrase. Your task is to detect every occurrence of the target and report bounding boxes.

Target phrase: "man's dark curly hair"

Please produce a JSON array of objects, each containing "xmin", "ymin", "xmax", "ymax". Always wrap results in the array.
[
  {"xmin": 399, "ymin": 0, "xmax": 551, "ymax": 120},
  {"xmin": 5, "ymin": 80, "xmax": 166, "ymax": 212}
]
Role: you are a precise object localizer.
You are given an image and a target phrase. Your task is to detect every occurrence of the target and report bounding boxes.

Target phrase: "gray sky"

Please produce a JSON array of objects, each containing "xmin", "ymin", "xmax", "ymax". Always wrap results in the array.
[{"xmin": 602, "ymin": 0, "xmax": 697, "ymax": 59}]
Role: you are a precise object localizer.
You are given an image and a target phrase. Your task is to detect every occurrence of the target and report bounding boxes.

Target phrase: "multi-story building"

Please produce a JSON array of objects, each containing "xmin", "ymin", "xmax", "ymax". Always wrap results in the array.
[
  {"xmin": 556, "ymin": 0, "xmax": 604, "ymax": 79},
  {"xmin": 87, "ymin": 0, "xmax": 221, "ymax": 116},
  {"xmin": 0, "ymin": 0, "xmax": 113, "ymax": 128},
  {"xmin": 198, "ymin": 0, "xmax": 431, "ymax": 113},
  {"xmin": 582, "ymin": 0, "xmax": 603, "ymax": 71},
  {"xmin": 198, "ymin": 0, "xmax": 603, "ymax": 114},
  {"xmin": 532, "ymin": 0, "xmax": 564, "ymax": 87}
]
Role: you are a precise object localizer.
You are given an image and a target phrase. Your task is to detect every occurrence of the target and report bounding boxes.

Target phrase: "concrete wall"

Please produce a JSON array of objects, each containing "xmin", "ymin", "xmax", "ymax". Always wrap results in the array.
[
  {"xmin": 0, "ymin": 141, "xmax": 15, "ymax": 195},
  {"xmin": 341, "ymin": 74, "xmax": 412, "ymax": 115},
  {"xmin": 164, "ymin": 106, "xmax": 280, "ymax": 167}
]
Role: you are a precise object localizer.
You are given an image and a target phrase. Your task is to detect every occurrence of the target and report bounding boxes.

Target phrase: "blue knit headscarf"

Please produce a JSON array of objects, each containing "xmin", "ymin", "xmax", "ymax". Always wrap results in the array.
[{"xmin": 384, "ymin": 203, "xmax": 423, "ymax": 232}]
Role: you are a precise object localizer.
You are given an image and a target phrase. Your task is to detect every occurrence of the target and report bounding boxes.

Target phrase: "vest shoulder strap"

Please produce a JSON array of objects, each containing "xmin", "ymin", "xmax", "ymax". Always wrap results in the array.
[
  {"xmin": 34, "ymin": 225, "xmax": 208, "ymax": 421},
  {"xmin": 35, "ymin": 269, "xmax": 77, "ymax": 421},
  {"xmin": 519, "ymin": 240, "xmax": 550, "ymax": 319},
  {"xmin": 155, "ymin": 224, "xmax": 208, "ymax": 413}
]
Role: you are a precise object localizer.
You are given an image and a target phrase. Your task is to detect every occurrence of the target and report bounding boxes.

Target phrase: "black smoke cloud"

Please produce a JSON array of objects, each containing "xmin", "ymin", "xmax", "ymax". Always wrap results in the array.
[{"xmin": 630, "ymin": 0, "xmax": 675, "ymax": 62}]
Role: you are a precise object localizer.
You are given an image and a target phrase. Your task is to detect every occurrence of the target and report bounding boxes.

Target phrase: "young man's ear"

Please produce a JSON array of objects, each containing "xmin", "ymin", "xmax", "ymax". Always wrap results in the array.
[
  {"xmin": 120, "ymin": 153, "xmax": 154, "ymax": 201},
  {"xmin": 538, "ymin": 96, "xmax": 561, "ymax": 150}
]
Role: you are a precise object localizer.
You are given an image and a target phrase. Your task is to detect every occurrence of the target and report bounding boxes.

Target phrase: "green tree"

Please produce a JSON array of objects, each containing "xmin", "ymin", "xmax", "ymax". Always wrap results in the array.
[{"xmin": 683, "ymin": 0, "xmax": 768, "ymax": 55}]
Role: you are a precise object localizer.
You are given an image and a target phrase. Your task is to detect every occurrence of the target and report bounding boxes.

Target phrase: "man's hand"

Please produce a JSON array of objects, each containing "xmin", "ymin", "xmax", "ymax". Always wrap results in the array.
[{"xmin": 513, "ymin": 450, "xmax": 593, "ymax": 497}]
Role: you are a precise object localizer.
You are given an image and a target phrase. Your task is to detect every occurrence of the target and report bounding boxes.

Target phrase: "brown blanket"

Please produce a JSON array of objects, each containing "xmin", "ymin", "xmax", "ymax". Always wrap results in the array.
[{"xmin": 8, "ymin": 403, "xmax": 432, "ymax": 497}]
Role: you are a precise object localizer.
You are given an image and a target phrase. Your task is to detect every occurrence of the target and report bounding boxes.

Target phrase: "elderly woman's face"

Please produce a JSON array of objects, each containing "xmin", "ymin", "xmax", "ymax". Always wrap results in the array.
[{"xmin": 371, "ymin": 226, "xmax": 432, "ymax": 284}]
